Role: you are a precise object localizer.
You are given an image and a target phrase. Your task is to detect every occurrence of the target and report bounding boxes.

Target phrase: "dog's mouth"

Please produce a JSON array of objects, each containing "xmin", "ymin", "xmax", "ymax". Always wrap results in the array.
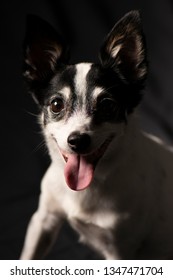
[{"xmin": 60, "ymin": 136, "xmax": 114, "ymax": 191}]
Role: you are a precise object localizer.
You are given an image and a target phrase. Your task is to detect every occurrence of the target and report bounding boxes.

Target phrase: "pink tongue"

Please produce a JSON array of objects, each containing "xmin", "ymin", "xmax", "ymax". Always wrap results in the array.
[{"xmin": 64, "ymin": 154, "xmax": 94, "ymax": 191}]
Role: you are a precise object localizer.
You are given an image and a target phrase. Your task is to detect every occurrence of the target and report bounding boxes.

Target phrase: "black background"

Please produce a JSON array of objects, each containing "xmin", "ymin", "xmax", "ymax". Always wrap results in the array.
[{"xmin": 1, "ymin": 0, "xmax": 173, "ymax": 259}]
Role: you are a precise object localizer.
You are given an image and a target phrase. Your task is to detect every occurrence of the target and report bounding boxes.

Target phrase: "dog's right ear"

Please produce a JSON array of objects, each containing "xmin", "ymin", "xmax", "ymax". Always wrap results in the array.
[
  {"xmin": 23, "ymin": 15, "xmax": 69, "ymax": 84},
  {"xmin": 99, "ymin": 11, "xmax": 147, "ymax": 85}
]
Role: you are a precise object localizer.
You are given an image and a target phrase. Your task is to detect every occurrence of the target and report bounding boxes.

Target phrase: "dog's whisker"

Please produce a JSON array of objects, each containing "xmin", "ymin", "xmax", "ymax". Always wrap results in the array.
[
  {"xmin": 32, "ymin": 140, "xmax": 46, "ymax": 154},
  {"xmin": 22, "ymin": 108, "xmax": 38, "ymax": 118},
  {"xmin": 103, "ymin": 85, "xmax": 117, "ymax": 93}
]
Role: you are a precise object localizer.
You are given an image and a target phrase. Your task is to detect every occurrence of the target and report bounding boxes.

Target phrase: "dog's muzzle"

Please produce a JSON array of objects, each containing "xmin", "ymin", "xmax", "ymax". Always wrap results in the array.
[{"xmin": 61, "ymin": 133, "xmax": 114, "ymax": 192}]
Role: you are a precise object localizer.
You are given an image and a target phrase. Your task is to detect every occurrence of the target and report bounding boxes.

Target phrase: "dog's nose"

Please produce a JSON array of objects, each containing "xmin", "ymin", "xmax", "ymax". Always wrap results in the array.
[{"xmin": 67, "ymin": 131, "xmax": 91, "ymax": 153}]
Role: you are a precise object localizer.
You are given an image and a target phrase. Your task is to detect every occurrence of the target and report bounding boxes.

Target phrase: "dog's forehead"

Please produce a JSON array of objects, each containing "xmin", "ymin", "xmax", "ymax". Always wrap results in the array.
[
  {"xmin": 55, "ymin": 62, "xmax": 105, "ymax": 99},
  {"xmin": 75, "ymin": 63, "xmax": 93, "ymax": 96}
]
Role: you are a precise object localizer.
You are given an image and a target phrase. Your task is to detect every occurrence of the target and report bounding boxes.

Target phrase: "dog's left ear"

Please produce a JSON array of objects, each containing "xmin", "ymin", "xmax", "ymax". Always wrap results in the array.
[
  {"xmin": 99, "ymin": 11, "xmax": 147, "ymax": 84},
  {"xmin": 23, "ymin": 15, "xmax": 69, "ymax": 83}
]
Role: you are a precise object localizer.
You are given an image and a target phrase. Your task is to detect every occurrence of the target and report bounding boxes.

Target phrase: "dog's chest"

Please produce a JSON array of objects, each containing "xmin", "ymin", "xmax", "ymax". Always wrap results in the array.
[{"xmin": 58, "ymin": 189, "xmax": 119, "ymax": 230}]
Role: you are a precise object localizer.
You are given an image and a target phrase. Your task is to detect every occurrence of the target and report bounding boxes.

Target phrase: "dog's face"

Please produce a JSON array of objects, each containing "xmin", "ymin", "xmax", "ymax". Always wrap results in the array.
[{"xmin": 24, "ymin": 11, "xmax": 147, "ymax": 191}]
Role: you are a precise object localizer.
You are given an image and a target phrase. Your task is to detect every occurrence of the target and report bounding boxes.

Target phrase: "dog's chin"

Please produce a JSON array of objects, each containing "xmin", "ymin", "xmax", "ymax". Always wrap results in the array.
[{"xmin": 59, "ymin": 136, "xmax": 114, "ymax": 192}]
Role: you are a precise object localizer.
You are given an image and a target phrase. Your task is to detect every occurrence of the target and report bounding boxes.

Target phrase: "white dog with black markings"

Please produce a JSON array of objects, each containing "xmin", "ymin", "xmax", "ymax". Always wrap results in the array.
[{"xmin": 21, "ymin": 11, "xmax": 173, "ymax": 260}]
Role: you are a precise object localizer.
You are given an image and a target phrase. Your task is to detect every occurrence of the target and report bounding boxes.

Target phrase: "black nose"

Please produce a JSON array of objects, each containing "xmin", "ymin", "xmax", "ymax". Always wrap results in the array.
[{"xmin": 67, "ymin": 132, "xmax": 91, "ymax": 153}]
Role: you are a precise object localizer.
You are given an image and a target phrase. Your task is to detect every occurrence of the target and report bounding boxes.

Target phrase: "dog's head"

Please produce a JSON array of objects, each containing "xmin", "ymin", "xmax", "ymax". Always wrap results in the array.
[{"xmin": 24, "ymin": 11, "xmax": 147, "ymax": 191}]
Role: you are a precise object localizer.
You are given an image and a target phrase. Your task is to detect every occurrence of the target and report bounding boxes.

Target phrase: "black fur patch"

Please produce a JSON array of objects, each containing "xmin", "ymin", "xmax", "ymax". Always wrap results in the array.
[{"xmin": 85, "ymin": 64, "xmax": 144, "ymax": 124}]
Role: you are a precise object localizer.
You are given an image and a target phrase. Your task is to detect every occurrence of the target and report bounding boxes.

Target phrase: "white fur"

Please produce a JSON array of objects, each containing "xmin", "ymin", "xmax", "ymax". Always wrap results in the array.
[
  {"xmin": 92, "ymin": 87, "xmax": 105, "ymax": 99},
  {"xmin": 59, "ymin": 86, "xmax": 71, "ymax": 100},
  {"xmin": 75, "ymin": 63, "xmax": 92, "ymax": 105},
  {"xmin": 45, "ymin": 110, "xmax": 92, "ymax": 154}
]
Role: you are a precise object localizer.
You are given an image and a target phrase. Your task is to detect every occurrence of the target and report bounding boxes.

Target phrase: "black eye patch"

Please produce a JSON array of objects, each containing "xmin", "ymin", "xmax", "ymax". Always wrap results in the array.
[
  {"xmin": 92, "ymin": 94, "xmax": 126, "ymax": 124},
  {"xmin": 97, "ymin": 97, "xmax": 117, "ymax": 113}
]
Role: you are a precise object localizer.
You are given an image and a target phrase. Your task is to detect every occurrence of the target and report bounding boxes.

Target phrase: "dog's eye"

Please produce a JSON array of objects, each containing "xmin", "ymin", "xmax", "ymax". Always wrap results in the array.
[
  {"xmin": 50, "ymin": 98, "xmax": 64, "ymax": 114},
  {"xmin": 95, "ymin": 98, "xmax": 119, "ymax": 122},
  {"xmin": 98, "ymin": 98, "xmax": 117, "ymax": 115}
]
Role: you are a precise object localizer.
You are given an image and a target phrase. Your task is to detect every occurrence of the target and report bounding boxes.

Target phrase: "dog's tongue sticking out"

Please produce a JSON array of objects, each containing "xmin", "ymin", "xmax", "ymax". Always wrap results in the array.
[{"xmin": 64, "ymin": 154, "xmax": 94, "ymax": 191}]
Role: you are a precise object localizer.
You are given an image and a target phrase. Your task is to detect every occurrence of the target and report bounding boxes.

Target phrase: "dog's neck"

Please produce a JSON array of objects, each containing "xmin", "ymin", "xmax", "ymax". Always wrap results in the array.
[{"xmin": 106, "ymin": 113, "xmax": 141, "ymax": 161}]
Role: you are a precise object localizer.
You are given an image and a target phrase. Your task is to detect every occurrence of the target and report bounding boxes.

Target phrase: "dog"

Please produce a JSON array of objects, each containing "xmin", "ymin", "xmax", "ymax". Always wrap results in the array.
[{"xmin": 20, "ymin": 10, "xmax": 173, "ymax": 260}]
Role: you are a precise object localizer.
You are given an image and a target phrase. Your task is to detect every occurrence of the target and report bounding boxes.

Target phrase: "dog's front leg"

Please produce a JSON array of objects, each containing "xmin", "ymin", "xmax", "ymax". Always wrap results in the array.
[
  {"xmin": 71, "ymin": 219, "xmax": 119, "ymax": 260},
  {"xmin": 20, "ymin": 204, "xmax": 63, "ymax": 260}
]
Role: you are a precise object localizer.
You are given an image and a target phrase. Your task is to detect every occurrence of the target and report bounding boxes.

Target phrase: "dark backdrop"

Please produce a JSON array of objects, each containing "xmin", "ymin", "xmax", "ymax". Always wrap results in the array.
[{"xmin": 1, "ymin": 0, "xmax": 173, "ymax": 259}]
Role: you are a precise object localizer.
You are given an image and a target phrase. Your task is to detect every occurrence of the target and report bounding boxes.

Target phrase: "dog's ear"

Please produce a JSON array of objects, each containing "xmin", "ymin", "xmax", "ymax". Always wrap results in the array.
[
  {"xmin": 99, "ymin": 11, "xmax": 147, "ymax": 84},
  {"xmin": 23, "ymin": 15, "xmax": 69, "ymax": 83}
]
